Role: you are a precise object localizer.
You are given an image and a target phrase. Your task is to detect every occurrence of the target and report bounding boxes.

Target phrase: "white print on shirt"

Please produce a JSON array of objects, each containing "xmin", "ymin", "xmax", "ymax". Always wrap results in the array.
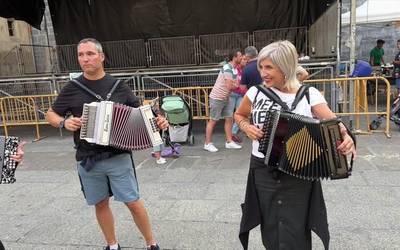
[{"xmin": 251, "ymin": 95, "xmax": 281, "ymax": 126}]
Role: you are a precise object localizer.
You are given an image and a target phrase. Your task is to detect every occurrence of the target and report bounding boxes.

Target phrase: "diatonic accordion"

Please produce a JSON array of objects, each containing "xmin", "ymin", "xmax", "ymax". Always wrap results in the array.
[
  {"xmin": 258, "ymin": 111, "xmax": 350, "ymax": 180},
  {"xmin": 0, "ymin": 136, "xmax": 20, "ymax": 184},
  {"xmin": 80, "ymin": 101, "xmax": 163, "ymax": 150}
]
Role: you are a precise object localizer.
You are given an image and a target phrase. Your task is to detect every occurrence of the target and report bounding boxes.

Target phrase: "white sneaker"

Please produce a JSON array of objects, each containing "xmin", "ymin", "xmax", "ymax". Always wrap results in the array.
[
  {"xmin": 204, "ymin": 143, "xmax": 218, "ymax": 152},
  {"xmin": 225, "ymin": 141, "xmax": 242, "ymax": 149},
  {"xmin": 156, "ymin": 157, "xmax": 167, "ymax": 165}
]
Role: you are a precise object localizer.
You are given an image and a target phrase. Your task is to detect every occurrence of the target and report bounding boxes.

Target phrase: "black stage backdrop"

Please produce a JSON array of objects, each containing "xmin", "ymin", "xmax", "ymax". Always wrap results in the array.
[
  {"xmin": 46, "ymin": 0, "xmax": 335, "ymax": 45},
  {"xmin": 0, "ymin": 0, "xmax": 45, "ymax": 29}
]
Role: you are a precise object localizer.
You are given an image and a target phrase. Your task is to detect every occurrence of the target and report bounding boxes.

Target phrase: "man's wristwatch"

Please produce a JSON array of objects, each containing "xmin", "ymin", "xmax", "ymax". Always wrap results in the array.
[{"xmin": 58, "ymin": 118, "xmax": 67, "ymax": 129}]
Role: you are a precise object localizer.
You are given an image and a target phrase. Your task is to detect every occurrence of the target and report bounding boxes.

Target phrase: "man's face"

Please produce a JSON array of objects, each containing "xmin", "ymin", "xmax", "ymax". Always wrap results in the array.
[
  {"xmin": 233, "ymin": 52, "xmax": 242, "ymax": 65},
  {"xmin": 377, "ymin": 42, "xmax": 384, "ymax": 49},
  {"xmin": 240, "ymin": 55, "xmax": 249, "ymax": 67},
  {"xmin": 77, "ymin": 42, "xmax": 104, "ymax": 74},
  {"xmin": 397, "ymin": 42, "xmax": 400, "ymax": 50}
]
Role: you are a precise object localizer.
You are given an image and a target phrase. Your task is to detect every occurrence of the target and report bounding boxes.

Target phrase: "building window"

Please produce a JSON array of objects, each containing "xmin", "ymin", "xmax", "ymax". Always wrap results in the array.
[{"xmin": 7, "ymin": 19, "xmax": 15, "ymax": 37}]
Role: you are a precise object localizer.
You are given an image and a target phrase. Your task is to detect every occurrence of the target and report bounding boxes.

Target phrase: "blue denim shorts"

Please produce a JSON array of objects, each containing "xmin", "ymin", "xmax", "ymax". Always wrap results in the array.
[{"xmin": 77, "ymin": 153, "xmax": 139, "ymax": 205}]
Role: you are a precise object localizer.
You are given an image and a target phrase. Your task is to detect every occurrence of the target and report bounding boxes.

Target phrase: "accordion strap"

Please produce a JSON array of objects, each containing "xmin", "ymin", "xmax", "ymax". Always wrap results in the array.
[
  {"xmin": 71, "ymin": 79, "xmax": 121, "ymax": 101},
  {"xmin": 255, "ymin": 84, "xmax": 310, "ymax": 111}
]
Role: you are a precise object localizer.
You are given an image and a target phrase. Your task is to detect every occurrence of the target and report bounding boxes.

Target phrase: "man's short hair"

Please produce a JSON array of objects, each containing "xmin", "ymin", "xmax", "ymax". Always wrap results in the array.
[
  {"xmin": 397, "ymin": 39, "xmax": 400, "ymax": 43},
  {"xmin": 377, "ymin": 39, "xmax": 385, "ymax": 45},
  {"xmin": 77, "ymin": 38, "xmax": 103, "ymax": 53},
  {"xmin": 227, "ymin": 49, "xmax": 241, "ymax": 61},
  {"xmin": 244, "ymin": 46, "xmax": 258, "ymax": 59}
]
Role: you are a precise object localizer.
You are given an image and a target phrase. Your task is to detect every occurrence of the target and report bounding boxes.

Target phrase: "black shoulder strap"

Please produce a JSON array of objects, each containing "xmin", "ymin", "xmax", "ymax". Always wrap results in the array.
[
  {"xmin": 71, "ymin": 79, "xmax": 121, "ymax": 101},
  {"xmin": 71, "ymin": 79, "xmax": 103, "ymax": 101},
  {"xmin": 256, "ymin": 84, "xmax": 311, "ymax": 111},
  {"xmin": 105, "ymin": 80, "xmax": 121, "ymax": 101},
  {"xmin": 291, "ymin": 85, "xmax": 310, "ymax": 110},
  {"xmin": 255, "ymin": 85, "xmax": 290, "ymax": 111}
]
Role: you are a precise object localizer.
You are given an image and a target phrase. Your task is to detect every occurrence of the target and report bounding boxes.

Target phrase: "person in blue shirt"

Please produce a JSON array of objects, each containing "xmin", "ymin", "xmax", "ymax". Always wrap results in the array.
[{"xmin": 240, "ymin": 46, "xmax": 263, "ymax": 89}]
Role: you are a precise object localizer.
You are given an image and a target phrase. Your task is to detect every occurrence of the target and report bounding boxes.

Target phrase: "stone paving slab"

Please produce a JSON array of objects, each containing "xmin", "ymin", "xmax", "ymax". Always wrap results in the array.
[{"xmin": 1, "ymin": 123, "xmax": 400, "ymax": 249}]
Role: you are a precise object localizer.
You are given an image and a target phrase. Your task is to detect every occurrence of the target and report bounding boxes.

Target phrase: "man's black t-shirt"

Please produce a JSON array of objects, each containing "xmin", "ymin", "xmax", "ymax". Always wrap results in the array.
[{"xmin": 52, "ymin": 74, "xmax": 141, "ymax": 161}]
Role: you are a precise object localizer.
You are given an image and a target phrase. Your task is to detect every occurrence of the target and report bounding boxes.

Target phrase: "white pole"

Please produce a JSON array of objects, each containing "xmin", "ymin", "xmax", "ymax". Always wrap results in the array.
[
  {"xmin": 336, "ymin": 0, "xmax": 341, "ymax": 77},
  {"xmin": 348, "ymin": 0, "xmax": 357, "ymax": 128},
  {"xmin": 349, "ymin": 0, "xmax": 356, "ymax": 73}
]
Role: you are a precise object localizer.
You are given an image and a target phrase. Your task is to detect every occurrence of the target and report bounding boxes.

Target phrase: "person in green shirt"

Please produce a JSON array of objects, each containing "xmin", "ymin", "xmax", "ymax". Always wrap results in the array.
[{"xmin": 370, "ymin": 39, "xmax": 385, "ymax": 66}]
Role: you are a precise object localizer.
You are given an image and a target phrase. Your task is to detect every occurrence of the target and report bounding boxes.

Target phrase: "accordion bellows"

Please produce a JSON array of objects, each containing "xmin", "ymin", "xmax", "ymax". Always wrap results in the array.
[
  {"xmin": 258, "ymin": 111, "xmax": 350, "ymax": 180},
  {"xmin": 0, "ymin": 136, "xmax": 19, "ymax": 184},
  {"xmin": 80, "ymin": 101, "xmax": 163, "ymax": 150}
]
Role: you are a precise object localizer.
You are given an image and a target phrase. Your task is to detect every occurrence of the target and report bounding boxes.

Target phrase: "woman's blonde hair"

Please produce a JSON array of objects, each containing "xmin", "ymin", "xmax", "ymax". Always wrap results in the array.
[{"xmin": 257, "ymin": 40, "xmax": 300, "ymax": 90}]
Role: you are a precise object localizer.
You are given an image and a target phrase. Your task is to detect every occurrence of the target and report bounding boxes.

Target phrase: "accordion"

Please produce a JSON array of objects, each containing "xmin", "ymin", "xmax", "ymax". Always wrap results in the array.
[
  {"xmin": 0, "ymin": 136, "xmax": 20, "ymax": 184},
  {"xmin": 258, "ymin": 111, "xmax": 350, "ymax": 180},
  {"xmin": 80, "ymin": 101, "xmax": 163, "ymax": 150}
]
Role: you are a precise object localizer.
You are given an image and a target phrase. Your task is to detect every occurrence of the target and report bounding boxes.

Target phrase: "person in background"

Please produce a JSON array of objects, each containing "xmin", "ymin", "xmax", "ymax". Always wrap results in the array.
[
  {"xmin": 204, "ymin": 49, "xmax": 243, "ymax": 152},
  {"xmin": 296, "ymin": 65, "xmax": 309, "ymax": 82},
  {"xmin": 241, "ymin": 46, "xmax": 262, "ymax": 89},
  {"xmin": 151, "ymin": 145, "xmax": 167, "ymax": 165},
  {"xmin": 393, "ymin": 39, "xmax": 400, "ymax": 96},
  {"xmin": 370, "ymin": 39, "xmax": 385, "ymax": 66},
  {"xmin": 229, "ymin": 54, "xmax": 249, "ymax": 143}
]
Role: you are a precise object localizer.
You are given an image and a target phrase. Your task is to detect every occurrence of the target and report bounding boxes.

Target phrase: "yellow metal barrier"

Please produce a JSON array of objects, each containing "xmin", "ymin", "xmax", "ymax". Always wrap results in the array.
[
  {"xmin": 0, "ymin": 94, "xmax": 58, "ymax": 140},
  {"xmin": 304, "ymin": 76, "xmax": 391, "ymax": 137},
  {"xmin": 135, "ymin": 86, "xmax": 212, "ymax": 120},
  {"xmin": 1, "ymin": 77, "xmax": 390, "ymax": 140}
]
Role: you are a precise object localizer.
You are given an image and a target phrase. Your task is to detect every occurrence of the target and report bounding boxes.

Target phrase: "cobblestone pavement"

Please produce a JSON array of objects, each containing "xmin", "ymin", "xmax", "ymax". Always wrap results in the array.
[{"xmin": 1, "ymin": 122, "xmax": 399, "ymax": 249}]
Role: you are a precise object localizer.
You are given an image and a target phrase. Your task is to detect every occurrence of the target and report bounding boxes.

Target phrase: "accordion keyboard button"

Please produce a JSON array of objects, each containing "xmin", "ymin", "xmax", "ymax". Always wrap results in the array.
[{"xmin": 277, "ymin": 200, "xmax": 282, "ymax": 205}]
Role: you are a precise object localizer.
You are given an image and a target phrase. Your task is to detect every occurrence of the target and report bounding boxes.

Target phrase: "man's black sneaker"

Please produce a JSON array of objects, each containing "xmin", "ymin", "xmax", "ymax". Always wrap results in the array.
[
  {"xmin": 147, "ymin": 244, "xmax": 160, "ymax": 250},
  {"xmin": 103, "ymin": 244, "xmax": 121, "ymax": 250}
]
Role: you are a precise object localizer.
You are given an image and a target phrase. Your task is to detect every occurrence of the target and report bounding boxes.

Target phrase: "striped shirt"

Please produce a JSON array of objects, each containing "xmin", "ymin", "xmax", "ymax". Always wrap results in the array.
[{"xmin": 210, "ymin": 62, "xmax": 238, "ymax": 100}]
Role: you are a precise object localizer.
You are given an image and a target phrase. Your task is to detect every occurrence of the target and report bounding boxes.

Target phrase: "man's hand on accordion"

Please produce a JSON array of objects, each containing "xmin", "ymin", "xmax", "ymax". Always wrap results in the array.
[
  {"xmin": 65, "ymin": 117, "xmax": 82, "ymax": 132},
  {"xmin": 155, "ymin": 115, "xmax": 169, "ymax": 131}
]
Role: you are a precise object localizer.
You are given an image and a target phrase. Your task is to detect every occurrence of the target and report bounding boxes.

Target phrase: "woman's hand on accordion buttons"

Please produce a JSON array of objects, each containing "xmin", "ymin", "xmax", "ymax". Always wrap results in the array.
[
  {"xmin": 244, "ymin": 124, "xmax": 264, "ymax": 140},
  {"xmin": 64, "ymin": 117, "xmax": 82, "ymax": 131},
  {"xmin": 156, "ymin": 115, "xmax": 169, "ymax": 131},
  {"xmin": 10, "ymin": 141, "xmax": 27, "ymax": 163},
  {"xmin": 337, "ymin": 130, "xmax": 356, "ymax": 157}
]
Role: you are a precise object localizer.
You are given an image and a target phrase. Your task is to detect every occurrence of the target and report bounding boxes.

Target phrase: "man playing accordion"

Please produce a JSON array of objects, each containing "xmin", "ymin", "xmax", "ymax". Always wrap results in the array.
[
  {"xmin": 234, "ymin": 40, "xmax": 356, "ymax": 250},
  {"xmin": 46, "ymin": 38, "xmax": 167, "ymax": 250}
]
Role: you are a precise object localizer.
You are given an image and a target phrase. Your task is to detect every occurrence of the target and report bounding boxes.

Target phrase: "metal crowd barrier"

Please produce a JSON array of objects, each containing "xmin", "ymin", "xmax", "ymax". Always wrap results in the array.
[
  {"xmin": 134, "ymin": 86, "xmax": 212, "ymax": 120},
  {"xmin": 0, "ymin": 94, "xmax": 57, "ymax": 140},
  {"xmin": 0, "ymin": 77, "xmax": 391, "ymax": 139},
  {"xmin": 304, "ymin": 76, "xmax": 391, "ymax": 137},
  {"xmin": 0, "ymin": 87, "xmax": 212, "ymax": 140}
]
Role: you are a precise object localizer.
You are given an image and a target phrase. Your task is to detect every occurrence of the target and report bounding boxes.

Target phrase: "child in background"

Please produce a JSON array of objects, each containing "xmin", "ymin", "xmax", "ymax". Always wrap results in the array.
[{"xmin": 152, "ymin": 145, "xmax": 166, "ymax": 165}]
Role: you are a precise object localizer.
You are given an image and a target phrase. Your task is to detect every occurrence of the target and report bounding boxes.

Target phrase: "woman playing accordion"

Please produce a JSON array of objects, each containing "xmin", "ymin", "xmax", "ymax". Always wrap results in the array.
[{"xmin": 235, "ymin": 40, "xmax": 356, "ymax": 250}]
